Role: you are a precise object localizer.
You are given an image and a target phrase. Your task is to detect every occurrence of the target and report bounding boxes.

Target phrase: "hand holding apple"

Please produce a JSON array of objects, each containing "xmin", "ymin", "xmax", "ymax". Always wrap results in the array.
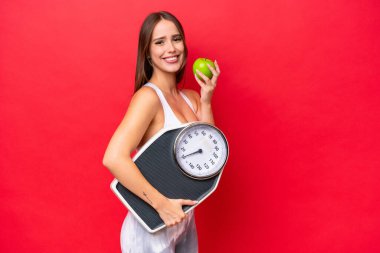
[
  {"xmin": 193, "ymin": 58, "xmax": 221, "ymax": 104},
  {"xmin": 193, "ymin": 58, "xmax": 216, "ymax": 81}
]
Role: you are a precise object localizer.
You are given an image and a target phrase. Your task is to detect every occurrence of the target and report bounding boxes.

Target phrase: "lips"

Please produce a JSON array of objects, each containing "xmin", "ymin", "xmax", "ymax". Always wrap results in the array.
[{"xmin": 163, "ymin": 55, "xmax": 179, "ymax": 63}]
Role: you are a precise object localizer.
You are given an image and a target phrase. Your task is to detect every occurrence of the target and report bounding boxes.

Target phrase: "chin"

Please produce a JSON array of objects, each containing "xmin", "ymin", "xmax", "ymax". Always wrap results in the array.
[{"xmin": 160, "ymin": 63, "xmax": 183, "ymax": 73}]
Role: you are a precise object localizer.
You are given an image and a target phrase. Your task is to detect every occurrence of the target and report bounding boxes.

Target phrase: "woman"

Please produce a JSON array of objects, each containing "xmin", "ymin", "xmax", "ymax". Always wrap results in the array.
[{"xmin": 103, "ymin": 11, "xmax": 220, "ymax": 253}]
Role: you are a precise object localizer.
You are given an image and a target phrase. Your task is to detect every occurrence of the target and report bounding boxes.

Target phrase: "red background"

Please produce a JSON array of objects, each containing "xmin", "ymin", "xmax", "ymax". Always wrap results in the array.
[{"xmin": 1, "ymin": 0, "xmax": 380, "ymax": 252}]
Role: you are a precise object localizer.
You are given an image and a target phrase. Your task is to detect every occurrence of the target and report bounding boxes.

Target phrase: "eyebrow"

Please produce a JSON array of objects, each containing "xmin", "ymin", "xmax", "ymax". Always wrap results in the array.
[{"xmin": 152, "ymin": 34, "xmax": 181, "ymax": 41}]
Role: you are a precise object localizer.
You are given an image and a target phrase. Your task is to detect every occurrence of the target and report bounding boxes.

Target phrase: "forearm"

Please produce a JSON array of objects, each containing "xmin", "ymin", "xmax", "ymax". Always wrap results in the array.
[
  {"xmin": 199, "ymin": 101, "xmax": 215, "ymax": 125},
  {"xmin": 104, "ymin": 158, "xmax": 167, "ymax": 210}
]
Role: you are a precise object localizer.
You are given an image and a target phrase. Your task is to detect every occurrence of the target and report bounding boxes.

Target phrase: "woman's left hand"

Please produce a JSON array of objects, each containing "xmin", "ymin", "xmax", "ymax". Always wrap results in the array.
[{"xmin": 194, "ymin": 60, "xmax": 221, "ymax": 104}]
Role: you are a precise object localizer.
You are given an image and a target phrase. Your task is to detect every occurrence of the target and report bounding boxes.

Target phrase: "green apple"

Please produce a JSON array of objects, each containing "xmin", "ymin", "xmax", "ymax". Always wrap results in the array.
[{"xmin": 193, "ymin": 58, "xmax": 215, "ymax": 81}]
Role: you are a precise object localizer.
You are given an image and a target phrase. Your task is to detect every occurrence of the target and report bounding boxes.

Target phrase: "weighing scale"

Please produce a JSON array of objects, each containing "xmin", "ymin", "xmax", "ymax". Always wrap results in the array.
[{"xmin": 111, "ymin": 122, "xmax": 229, "ymax": 233}]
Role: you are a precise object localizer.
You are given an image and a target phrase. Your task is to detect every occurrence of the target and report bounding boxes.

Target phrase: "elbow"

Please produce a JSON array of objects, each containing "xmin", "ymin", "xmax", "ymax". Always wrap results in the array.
[
  {"xmin": 102, "ymin": 155, "xmax": 115, "ymax": 170},
  {"xmin": 102, "ymin": 158, "xmax": 110, "ymax": 169},
  {"xmin": 103, "ymin": 153, "xmax": 130, "ymax": 171}
]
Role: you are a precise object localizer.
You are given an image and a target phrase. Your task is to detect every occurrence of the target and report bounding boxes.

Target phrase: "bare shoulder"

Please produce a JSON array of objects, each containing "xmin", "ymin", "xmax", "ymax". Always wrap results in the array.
[
  {"xmin": 103, "ymin": 86, "xmax": 161, "ymax": 159},
  {"xmin": 131, "ymin": 86, "xmax": 160, "ymax": 106},
  {"xmin": 121, "ymin": 86, "xmax": 160, "ymax": 128}
]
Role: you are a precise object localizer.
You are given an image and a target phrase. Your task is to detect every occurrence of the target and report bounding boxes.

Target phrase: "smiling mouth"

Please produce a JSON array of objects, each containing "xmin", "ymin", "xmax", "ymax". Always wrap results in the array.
[{"xmin": 163, "ymin": 55, "xmax": 180, "ymax": 63}]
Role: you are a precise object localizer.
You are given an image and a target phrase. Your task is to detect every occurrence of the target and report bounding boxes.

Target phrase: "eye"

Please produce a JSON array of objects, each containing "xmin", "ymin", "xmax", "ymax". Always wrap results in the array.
[
  {"xmin": 173, "ymin": 36, "xmax": 183, "ymax": 42},
  {"xmin": 155, "ymin": 40, "xmax": 164, "ymax": 45}
]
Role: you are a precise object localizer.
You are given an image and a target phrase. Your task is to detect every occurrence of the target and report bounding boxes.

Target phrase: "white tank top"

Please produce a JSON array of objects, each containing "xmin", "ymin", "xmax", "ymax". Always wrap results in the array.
[{"xmin": 144, "ymin": 82, "xmax": 196, "ymax": 128}]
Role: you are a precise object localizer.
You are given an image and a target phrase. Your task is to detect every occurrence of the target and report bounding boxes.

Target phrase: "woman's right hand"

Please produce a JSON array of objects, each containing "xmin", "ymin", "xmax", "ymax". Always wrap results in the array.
[{"xmin": 155, "ymin": 198, "xmax": 198, "ymax": 227}]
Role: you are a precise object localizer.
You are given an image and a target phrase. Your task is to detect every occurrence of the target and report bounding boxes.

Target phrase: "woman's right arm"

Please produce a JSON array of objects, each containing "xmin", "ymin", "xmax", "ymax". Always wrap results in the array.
[{"xmin": 102, "ymin": 87, "xmax": 196, "ymax": 227}]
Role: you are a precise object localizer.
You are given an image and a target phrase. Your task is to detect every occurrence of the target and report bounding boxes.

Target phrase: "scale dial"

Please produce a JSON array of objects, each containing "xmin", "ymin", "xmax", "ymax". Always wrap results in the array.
[{"xmin": 174, "ymin": 122, "xmax": 229, "ymax": 180}]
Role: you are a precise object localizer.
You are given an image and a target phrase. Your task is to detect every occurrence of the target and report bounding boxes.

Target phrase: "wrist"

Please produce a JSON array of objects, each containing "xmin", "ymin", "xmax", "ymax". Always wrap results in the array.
[{"xmin": 152, "ymin": 193, "xmax": 168, "ymax": 211}]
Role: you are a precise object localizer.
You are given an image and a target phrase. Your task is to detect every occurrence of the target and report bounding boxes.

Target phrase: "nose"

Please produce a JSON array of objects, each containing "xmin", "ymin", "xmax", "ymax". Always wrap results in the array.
[{"xmin": 167, "ymin": 41, "xmax": 176, "ymax": 52}]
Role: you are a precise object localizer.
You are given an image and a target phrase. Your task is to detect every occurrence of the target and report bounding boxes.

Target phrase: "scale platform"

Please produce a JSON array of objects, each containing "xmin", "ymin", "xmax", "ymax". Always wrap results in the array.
[{"xmin": 111, "ymin": 123, "xmax": 225, "ymax": 233}]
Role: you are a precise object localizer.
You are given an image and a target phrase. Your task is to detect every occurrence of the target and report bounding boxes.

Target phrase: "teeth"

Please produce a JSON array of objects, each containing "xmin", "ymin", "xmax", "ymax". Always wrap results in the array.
[{"xmin": 165, "ymin": 56, "xmax": 178, "ymax": 60}]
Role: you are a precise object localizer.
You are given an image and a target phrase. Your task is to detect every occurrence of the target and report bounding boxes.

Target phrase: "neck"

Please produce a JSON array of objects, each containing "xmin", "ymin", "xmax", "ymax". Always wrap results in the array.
[{"xmin": 149, "ymin": 70, "xmax": 178, "ymax": 95}]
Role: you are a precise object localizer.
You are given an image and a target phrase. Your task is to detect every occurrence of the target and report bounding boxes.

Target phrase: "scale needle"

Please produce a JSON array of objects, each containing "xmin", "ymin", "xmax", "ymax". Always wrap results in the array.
[{"xmin": 182, "ymin": 149, "xmax": 203, "ymax": 158}]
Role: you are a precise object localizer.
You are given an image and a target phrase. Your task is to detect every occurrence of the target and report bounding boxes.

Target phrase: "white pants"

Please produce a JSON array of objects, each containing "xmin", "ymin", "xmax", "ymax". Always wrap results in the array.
[{"xmin": 120, "ymin": 210, "xmax": 198, "ymax": 253}]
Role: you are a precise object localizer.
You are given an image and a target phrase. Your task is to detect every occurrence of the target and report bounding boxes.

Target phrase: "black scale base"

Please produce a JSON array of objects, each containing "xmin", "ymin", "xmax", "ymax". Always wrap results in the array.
[{"xmin": 115, "ymin": 127, "xmax": 220, "ymax": 232}]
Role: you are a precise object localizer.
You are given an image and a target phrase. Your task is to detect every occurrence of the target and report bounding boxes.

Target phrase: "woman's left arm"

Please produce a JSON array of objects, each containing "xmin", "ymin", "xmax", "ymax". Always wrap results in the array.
[{"xmin": 194, "ymin": 60, "xmax": 221, "ymax": 126}]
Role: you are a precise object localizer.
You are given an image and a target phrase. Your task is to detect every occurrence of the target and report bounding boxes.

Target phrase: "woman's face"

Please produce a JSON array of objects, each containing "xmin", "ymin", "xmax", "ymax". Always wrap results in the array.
[{"xmin": 149, "ymin": 19, "xmax": 185, "ymax": 75}]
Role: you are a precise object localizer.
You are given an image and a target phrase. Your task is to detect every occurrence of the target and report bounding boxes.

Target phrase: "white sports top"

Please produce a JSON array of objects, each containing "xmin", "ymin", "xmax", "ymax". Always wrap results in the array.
[{"xmin": 144, "ymin": 82, "xmax": 196, "ymax": 128}]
